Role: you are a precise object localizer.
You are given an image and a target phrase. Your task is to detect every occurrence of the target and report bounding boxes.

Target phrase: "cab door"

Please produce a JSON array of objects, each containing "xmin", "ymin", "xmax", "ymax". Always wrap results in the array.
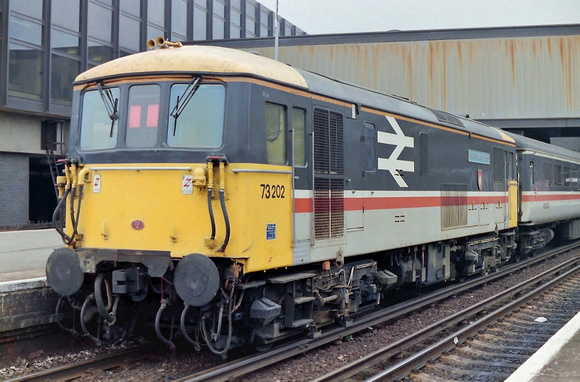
[{"xmin": 291, "ymin": 105, "xmax": 312, "ymax": 266}]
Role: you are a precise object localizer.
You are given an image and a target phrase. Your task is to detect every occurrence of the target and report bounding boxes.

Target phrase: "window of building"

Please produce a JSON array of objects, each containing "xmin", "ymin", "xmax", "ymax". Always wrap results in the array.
[
  {"xmin": 10, "ymin": 15, "xmax": 42, "ymax": 45},
  {"xmin": 51, "ymin": 55, "xmax": 79, "ymax": 105},
  {"xmin": 126, "ymin": 84, "xmax": 161, "ymax": 148},
  {"xmin": 245, "ymin": 2, "xmax": 256, "ymax": 37},
  {"xmin": 147, "ymin": 0, "xmax": 165, "ymax": 39},
  {"xmin": 88, "ymin": 1, "xmax": 112, "ymax": 42},
  {"xmin": 212, "ymin": 0, "xmax": 226, "ymax": 39},
  {"xmin": 230, "ymin": 7, "xmax": 242, "ymax": 38},
  {"xmin": 88, "ymin": 1, "xmax": 113, "ymax": 66},
  {"xmin": 292, "ymin": 108, "xmax": 305, "ymax": 167},
  {"xmin": 120, "ymin": 15, "xmax": 141, "ymax": 52},
  {"xmin": 194, "ymin": 4, "xmax": 207, "ymax": 40},
  {"xmin": 265, "ymin": 103, "xmax": 286, "ymax": 165},
  {"xmin": 52, "ymin": 0, "xmax": 80, "ymax": 32},
  {"xmin": 9, "ymin": 43, "xmax": 43, "ymax": 100},
  {"xmin": 88, "ymin": 39, "xmax": 113, "ymax": 65},
  {"xmin": 171, "ymin": 0, "xmax": 188, "ymax": 41},
  {"xmin": 167, "ymin": 83, "xmax": 225, "ymax": 148},
  {"xmin": 259, "ymin": 7, "xmax": 270, "ymax": 37},
  {"xmin": 51, "ymin": 1, "xmax": 81, "ymax": 106},
  {"xmin": 10, "ymin": 0, "xmax": 42, "ymax": 19},
  {"xmin": 80, "ymin": 87, "xmax": 120, "ymax": 150},
  {"xmin": 120, "ymin": 0, "xmax": 141, "ymax": 16}
]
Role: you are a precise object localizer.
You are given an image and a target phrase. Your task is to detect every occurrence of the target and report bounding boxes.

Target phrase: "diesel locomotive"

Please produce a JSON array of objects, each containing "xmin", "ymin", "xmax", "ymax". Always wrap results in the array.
[{"xmin": 45, "ymin": 39, "xmax": 580, "ymax": 354}]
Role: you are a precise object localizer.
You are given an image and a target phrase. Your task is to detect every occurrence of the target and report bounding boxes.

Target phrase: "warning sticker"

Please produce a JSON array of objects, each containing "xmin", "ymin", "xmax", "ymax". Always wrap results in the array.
[
  {"xmin": 182, "ymin": 175, "xmax": 193, "ymax": 194},
  {"xmin": 266, "ymin": 223, "xmax": 276, "ymax": 240},
  {"xmin": 93, "ymin": 174, "xmax": 101, "ymax": 193}
]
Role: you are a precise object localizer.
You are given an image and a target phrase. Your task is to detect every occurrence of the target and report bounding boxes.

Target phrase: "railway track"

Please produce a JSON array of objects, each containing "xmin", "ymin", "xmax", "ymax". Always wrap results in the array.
[
  {"xmin": 5, "ymin": 347, "xmax": 141, "ymax": 382},
  {"xmin": 175, "ymin": 242, "xmax": 580, "ymax": 382},
  {"xmin": 313, "ymin": 246, "xmax": 580, "ymax": 381},
  {"xmin": 4, "ymin": 243, "xmax": 579, "ymax": 381}
]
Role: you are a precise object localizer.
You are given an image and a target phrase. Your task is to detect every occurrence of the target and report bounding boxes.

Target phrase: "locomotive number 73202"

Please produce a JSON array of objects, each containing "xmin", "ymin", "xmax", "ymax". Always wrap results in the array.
[{"xmin": 260, "ymin": 184, "xmax": 285, "ymax": 199}]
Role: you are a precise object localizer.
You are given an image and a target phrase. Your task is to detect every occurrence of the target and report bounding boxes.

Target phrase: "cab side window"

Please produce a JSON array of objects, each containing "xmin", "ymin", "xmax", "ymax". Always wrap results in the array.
[
  {"xmin": 292, "ymin": 108, "xmax": 306, "ymax": 167},
  {"xmin": 265, "ymin": 103, "xmax": 286, "ymax": 165}
]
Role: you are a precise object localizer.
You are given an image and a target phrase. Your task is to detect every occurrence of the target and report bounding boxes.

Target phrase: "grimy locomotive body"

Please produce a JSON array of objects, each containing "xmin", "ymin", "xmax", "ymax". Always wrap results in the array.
[{"xmin": 46, "ymin": 40, "xmax": 580, "ymax": 354}]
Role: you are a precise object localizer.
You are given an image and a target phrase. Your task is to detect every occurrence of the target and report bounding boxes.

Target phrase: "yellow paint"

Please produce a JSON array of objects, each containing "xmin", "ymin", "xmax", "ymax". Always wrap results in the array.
[
  {"xmin": 508, "ymin": 180, "xmax": 518, "ymax": 228},
  {"xmin": 64, "ymin": 163, "xmax": 294, "ymax": 273}
]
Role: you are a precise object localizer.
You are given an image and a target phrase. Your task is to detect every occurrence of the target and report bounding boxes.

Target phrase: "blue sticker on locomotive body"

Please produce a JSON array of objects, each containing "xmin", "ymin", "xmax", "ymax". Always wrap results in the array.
[{"xmin": 266, "ymin": 223, "xmax": 276, "ymax": 240}]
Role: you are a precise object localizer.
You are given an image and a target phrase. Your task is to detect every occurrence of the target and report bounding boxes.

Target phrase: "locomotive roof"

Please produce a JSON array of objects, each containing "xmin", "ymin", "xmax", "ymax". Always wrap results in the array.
[
  {"xmin": 505, "ymin": 131, "xmax": 580, "ymax": 162},
  {"xmin": 74, "ymin": 45, "xmax": 309, "ymax": 88},
  {"xmin": 75, "ymin": 45, "xmax": 512, "ymax": 145}
]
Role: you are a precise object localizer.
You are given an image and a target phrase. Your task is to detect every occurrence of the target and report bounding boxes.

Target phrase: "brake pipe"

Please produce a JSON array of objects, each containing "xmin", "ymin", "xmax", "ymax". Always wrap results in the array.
[
  {"xmin": 94, "ymin": 273, "xmax": 116, "ymax": 325},
  {"xmin": 180, "ymin": 304, "xmax": 201, "ymax": 351},
  {"xmin": 217, "ymin": 158, "xmax": 230, "ymax": 253},
  {"xmin": 207, "ymin": 160, "xmax": 216, "ymax": 241}
]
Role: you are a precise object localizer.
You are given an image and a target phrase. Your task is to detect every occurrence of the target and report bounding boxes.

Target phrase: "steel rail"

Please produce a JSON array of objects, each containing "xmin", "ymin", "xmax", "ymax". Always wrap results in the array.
[
  {"xmin": 315, "ymin": 249, "xmax": 580, "ymax": 382},
  {"xmin": 176, "ymin": 243, "xmax": 580, "ymax": 382},
  {"xmin": 6, "ymin": 347, "xmax": 140, "ymax": 382}
]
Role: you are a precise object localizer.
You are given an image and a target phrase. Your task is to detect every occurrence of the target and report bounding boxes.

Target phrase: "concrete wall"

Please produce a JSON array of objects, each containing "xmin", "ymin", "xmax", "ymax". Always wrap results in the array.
[{"xmin": 0, "ymin": 111, "xmax": 45, "ymax": 155}]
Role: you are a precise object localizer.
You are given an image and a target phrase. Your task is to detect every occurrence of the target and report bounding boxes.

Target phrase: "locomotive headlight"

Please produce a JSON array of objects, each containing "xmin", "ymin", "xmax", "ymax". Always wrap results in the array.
[{"xmin": 192, "ymin": 166, "xmax": 207, "ymax": 189}]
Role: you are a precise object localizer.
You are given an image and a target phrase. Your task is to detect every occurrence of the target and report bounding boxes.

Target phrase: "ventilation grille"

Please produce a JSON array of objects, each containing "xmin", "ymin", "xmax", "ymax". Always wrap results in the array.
[
  {"xmin": 430, "ymin": 109, "xmax": 464, "ymax": 128},
  {"xmin": 314, "ymin": 109, "xmax": 344, "ymax": 175},
  {"xmin": 314, "ymin": 178, "xmax": 344, "ymax": 240},
  {"xmin": 441, "ymin": 184, "xmax": 468, "ymax": 229}
]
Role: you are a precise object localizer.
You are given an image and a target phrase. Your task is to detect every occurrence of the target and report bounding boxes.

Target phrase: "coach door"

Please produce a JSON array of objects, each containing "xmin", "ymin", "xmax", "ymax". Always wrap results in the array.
[
  {"xmin": 496, "ymin": 148, "xmax": 517, "ymax": 229},
  {"xmin": 507, "ymin": 151, "xmax": 518, "ymax": 228}
]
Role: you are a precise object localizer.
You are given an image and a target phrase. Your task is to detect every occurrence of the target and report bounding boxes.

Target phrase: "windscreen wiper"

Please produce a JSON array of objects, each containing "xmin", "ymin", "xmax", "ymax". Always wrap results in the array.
[
  {"xmin": 97, "ymin": 82, "xmax": 118, "ymax": 137},
  {"xmin": 170, "ymin": 76, "xmax": 201, "ymax": 136}
]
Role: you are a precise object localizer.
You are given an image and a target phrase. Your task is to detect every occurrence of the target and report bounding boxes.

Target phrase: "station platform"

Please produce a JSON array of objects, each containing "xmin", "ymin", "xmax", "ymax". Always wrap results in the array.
[
  {"xmin": 506, "ymin": 309, "xmax": 580, "ymax": 381},
  {"xmin": 0, "ymin": 229, "xmax": 63, "ymax": 284}
]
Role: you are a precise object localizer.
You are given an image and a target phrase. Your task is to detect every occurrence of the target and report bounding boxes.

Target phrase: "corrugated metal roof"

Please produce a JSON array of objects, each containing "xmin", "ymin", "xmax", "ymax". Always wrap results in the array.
[
  {"xmin": 207, "ymin": 26, "xmax": 580, "ymax": 124},
  {"xmin": 245, "ymin": 34, "xmax": 580, "ymax": 121}
]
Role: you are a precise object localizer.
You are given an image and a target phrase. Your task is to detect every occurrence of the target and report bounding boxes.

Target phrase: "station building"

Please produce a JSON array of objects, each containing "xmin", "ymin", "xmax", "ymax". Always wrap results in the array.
[{"xmin": 0, "ymin": 0, "xmax": 305, "ymax": 228}]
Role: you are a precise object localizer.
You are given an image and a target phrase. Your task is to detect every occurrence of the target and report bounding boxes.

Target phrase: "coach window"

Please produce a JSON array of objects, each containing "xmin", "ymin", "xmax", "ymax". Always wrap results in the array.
[
  {"xmin": 507, "ymin": 152, "xmax": 515, "ymax": 180},
  {"xmin": 572, "ymin": 167, "xmax": 579, "ymax": 189},
  {"xmin": 126, "ymin": 84, "xmax": 160, "ymax": 148},
  {"xmin": 292, "ymin": 108, "xmax": 306, "ymax": 167},
  {"xmin": 80, "ymin": 87, "xmax": 120, "ymax": 150},
  {"xmin": 564, "ymin": 166, "xmax": 571, "ymax": 188},
  {"xmin": 543, "ymin": 163, "xmax": 552, "ymax": 187},
  {"xmin": 364, "ymin": 122, "xmax": 376, "ymax": 172},
  {"xmin": 554, "ymin": 165, "xmax": 562, "ymax": 187},
  {"xmin": 265, "ymin": 103, "xmax": 286, "ymax": 165}
]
